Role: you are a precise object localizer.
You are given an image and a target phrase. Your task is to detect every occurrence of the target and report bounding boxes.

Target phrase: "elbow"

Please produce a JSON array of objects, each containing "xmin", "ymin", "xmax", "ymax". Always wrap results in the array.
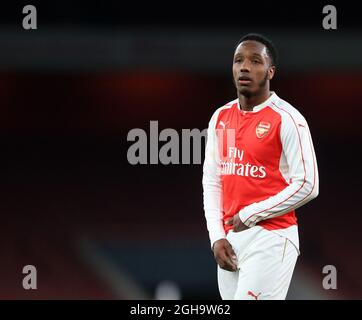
[
  {"xmin": 305, "ymin": 178, "xmax": 319, "ymax": 201},
  {"xmin": 310, "ymin": 184, "xmax": 319, "ymax": 200}
]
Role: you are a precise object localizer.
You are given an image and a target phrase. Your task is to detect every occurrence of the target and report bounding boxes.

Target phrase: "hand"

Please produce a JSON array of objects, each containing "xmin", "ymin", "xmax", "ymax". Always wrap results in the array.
[
  {"xmin": 226, "ymin": 214, "xmax": 249, "ymax": 233},
  {"xmin": 212, "ymin": 239, "xmax": 237, "ymax": 272}
]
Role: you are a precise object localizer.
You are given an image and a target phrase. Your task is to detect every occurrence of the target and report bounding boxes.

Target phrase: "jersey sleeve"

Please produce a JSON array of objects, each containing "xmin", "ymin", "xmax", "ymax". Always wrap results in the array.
[
  {"xmin": 202, "ymin": 110, "xmax": 226, "ymax": 248},
  {"xmin": 238, "ymin": 110, "xmax": 319, "ymax": 227}
]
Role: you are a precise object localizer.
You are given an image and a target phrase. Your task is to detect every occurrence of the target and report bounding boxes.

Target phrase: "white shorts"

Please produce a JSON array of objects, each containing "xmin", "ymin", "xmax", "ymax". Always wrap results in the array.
[{"xmin": 217, "ymin": 226, "xmax": 298, "ymax": 300}]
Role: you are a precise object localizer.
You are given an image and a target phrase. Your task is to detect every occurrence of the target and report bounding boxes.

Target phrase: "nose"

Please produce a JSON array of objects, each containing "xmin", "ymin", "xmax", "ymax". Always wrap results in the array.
[{"xmin": 239, "ymin": 59, "xmax": 251, "ymax": 73}]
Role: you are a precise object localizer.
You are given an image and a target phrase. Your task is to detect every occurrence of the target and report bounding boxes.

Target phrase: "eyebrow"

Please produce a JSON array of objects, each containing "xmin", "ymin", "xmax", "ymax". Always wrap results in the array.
[
  {"xmin": 234, "ymin": 52, "xmax": 264, "ymax": 59},
  {"xmin": 250, "ymin": 53, "xmax": 263, "ymax": 58}
]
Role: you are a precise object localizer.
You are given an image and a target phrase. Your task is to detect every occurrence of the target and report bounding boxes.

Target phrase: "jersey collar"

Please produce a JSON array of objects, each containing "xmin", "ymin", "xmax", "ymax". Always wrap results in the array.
[{"xmin": 237, "ymin": 91, "xmax": 278, "ymax": 113}]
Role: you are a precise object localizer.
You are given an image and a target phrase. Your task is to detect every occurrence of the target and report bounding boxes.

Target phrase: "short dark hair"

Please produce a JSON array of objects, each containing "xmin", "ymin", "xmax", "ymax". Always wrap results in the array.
[{"xmin": 235, "ymin": 33, "xmax": 278, "ymax": 67}]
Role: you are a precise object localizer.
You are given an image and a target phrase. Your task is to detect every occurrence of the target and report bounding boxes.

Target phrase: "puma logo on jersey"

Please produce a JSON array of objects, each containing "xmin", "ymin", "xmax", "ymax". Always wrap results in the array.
[
  {"xmin": 247, "ymin": 291, "xmax": 261, "ymax": 300},
  {"xmin": 219, "ymin": 121, "xmax": 230, "ymax": 129}
]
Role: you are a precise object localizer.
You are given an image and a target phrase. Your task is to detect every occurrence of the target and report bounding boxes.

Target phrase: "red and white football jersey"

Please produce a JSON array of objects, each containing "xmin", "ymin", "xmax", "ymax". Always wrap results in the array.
[{"xmin": 203, "ymin": 92, "xmax": 319, "ymax": 250}]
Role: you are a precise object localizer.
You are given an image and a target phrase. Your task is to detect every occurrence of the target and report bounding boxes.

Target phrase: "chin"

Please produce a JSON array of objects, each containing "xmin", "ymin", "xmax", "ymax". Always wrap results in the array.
[{"xmin": 239, "ymin": 87, "xmax": 253, "ymax": 97}]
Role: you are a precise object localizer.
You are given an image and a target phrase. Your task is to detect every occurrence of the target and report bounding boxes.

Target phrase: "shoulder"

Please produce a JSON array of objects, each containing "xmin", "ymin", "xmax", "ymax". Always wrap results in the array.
[
  {"xmin": 209, "ymin": 99, "xmax": 237, "ymax": 124},
  {"xmin": 270, "ymin": 95, "xmax": 307, "ymax": 127}
]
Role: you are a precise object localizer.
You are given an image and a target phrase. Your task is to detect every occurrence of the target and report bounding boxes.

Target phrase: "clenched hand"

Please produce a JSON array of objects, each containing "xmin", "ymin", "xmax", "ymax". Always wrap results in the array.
[
  {"xmin": 212, "ymin": 239, "xmax": 237, "ymax": 272},
  {"xmin": 226, "ymin": 214, "xmax": 249, "ymax": 233}
]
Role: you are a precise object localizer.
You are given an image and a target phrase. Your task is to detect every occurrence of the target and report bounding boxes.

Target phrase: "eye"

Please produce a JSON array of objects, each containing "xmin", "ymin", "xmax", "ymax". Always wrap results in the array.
[{"xmin": 252, "ymin": 60, "xmax": 260, "ymax": 64}]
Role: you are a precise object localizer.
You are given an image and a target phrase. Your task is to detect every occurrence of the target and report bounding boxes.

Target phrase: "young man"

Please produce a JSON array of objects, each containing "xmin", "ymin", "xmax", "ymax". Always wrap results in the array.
[{"xmin": 202, "ymin": 33, "xmax": 319, "ymax": 300}]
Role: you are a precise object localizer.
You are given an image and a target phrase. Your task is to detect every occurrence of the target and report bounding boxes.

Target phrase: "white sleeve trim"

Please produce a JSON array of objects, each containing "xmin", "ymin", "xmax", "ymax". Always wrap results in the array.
[{"xmin": 202, "ymin": 108, "xmax": 228, "ymax": 248}]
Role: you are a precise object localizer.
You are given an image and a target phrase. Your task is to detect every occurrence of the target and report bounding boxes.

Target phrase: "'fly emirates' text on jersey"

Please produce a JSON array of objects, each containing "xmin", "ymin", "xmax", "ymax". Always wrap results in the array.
[{"xmin": 202, "ymin": 92, "xmax": 319, "ymax": 252}]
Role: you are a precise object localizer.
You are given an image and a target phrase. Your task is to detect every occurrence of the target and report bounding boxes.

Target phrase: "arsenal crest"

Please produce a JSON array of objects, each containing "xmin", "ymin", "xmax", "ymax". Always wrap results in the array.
[{"xmin": 256, "ymin": 121, "xmax": 271, "ymax": 138}]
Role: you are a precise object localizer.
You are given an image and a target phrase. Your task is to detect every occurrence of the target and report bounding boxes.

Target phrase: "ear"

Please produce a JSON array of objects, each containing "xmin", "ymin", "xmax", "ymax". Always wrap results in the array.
[{"xmin": 268, "ymin": 66, "xmax": 276, "ymax": 80}]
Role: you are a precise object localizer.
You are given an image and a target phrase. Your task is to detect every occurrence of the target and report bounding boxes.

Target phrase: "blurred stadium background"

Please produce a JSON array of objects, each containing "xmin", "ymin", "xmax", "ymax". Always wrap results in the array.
[{"xmin": 0, "ymin": 2, "xmax": 361, "ymax": 299}]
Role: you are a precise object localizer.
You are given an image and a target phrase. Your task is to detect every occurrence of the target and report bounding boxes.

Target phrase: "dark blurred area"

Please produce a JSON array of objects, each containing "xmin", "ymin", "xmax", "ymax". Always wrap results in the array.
[{"xmin": 0, "ymin": 2, "xmax": 361, "ymax": 299}]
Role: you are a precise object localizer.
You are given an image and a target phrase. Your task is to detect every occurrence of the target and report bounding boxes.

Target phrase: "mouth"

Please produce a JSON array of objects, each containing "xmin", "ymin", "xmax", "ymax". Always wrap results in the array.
[{"xmin": 237, "ymin": 75, "xmax": 252, "ymax": 85}]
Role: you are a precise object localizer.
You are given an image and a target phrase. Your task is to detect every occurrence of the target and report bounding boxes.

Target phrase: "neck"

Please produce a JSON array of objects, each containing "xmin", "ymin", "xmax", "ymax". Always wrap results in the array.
[{"xmin": 238, "ymin": 89, "xmax": 271, "ymax": 111}]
